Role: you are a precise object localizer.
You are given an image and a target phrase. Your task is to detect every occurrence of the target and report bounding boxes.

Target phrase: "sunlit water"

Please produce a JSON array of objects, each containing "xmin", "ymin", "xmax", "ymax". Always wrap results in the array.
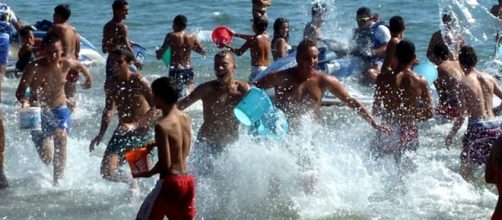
[{"xmin": 1, "ymin": 0, "xmax": 502, "ymax": 219}]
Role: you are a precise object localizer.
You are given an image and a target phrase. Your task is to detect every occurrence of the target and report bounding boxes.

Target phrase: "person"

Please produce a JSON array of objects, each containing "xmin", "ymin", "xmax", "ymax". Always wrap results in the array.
[
  {"xmin": 16, "ymin": 26, "xmax": 41, "ymax": 73},
  {"xmin": 134, "ymin": 77, "xmax": 196, "ymax": 220},
  {"xmin": 432, "ymin": 43, "xmax": 464, "ymax": 119},
  {"xmin": 255, "ymin": 39, "xmax": 390, "ymax": 133},
  {"xmin": 48, "ymin": 4, "xmax": 81, "ymax": 103},
  {"xmin": 271, "ymin": 17, "xmax": 291, "ymax": 61},
  {"xmin": 155, "ymin": 15, "xmax": 205, "ymax": 95},
  {"xmin": 177, "ymin": 50, "xmax": 249, "ymax": 176},
  {"xmin": 445, "ymin": 46, "xmax": 502, "ymax": 181},
  {"xmin": 380, "ymin": 16, "xmax": 405, "ymax": 72},
  {"xmin": 15, "ymin": 34, "xmax": 92, "ymax": 186},
  {"xmin": 486, "ymin": 136, "xmax": 502, "ymax": 219},
  {"xmin": 102, "ymin": 0, "xmax": 141, "ymax": 80},
  {"xmin": 491, "ymin": 0, "xmax": 502, "ymax": 19},
  {"xmin": 303, "ymin": 2, "xmax": 327, "ymax": 44},
  {"xmin": 222, "ymin": 17, "xmax": 270, "ymax": 82},
  {"xmin": 89, "ymin": 48, "xmax": 155, "ymax": 191},
  {"xmin": 252, "ymin": 0, "xmax": 271, "ymax": 19},
  {"xmin": 0, "ymin": 2, "xmax": 21, "ymax": 102},
  {"xmin": 426, "ymin": 10, "xmax": 465, "ymax": 62},
  {"xmin": 372, "ymin": 40, "xmax": 433, "ymax": 160},
  {"xmin": 352, "ymin": 7, "xmax": 391, "ymax": 83}
]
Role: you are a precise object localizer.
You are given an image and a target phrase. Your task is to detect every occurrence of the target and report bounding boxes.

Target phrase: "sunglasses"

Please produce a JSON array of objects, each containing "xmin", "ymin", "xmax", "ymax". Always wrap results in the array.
[{"xmin": 356, "ymin": 17, "xmax": 371, "ymax": 22}]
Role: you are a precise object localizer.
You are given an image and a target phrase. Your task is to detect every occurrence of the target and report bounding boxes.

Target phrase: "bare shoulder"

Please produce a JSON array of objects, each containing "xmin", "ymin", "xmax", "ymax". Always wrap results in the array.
[{"xmin": 236, "ymin": 80, "xmax": 250, "ymax": 93}]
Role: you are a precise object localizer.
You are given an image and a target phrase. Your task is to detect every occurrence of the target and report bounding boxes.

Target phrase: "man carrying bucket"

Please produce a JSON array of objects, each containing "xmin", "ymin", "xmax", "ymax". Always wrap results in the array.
[
  {"xmin": 15, "ymin": 34, "xmax": 92, "ymax": 186},
  {"xmin": 89, "ymin": 48, "xmax": 156, "ymax": 193},
  {"xmin": 255, "ymin": 39, "xmax": 389, "ymax": 133},
  {"xmin": 155, "ymin": 15, "xmax": 205, "ymax": 95},
  {"xmin": 177, "ymin": 50, "xmax": 249, "ymax": 176}
]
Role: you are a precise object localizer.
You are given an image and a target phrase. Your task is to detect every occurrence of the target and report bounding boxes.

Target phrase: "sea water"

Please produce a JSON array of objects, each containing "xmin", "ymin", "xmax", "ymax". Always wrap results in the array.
[{"xmin": 1, "ymin": 0, "xmax": 502, "ymax": 219}]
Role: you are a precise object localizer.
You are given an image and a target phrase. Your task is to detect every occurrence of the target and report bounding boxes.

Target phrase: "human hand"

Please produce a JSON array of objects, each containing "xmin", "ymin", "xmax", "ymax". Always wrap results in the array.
[
  {"xmin": 134, "ymin": 60, "xmax": 143, "ymax": 70},
  {"xmin": 89, "ymin": 135, "xmax": 103, "ymax": 152},
  {"xmin": 20, "ymin": 100, "xmax": 30, "ymax": 108},
  {"xmin": 82, "ymin": 78, "xmax": 92, "ymax": 89}
]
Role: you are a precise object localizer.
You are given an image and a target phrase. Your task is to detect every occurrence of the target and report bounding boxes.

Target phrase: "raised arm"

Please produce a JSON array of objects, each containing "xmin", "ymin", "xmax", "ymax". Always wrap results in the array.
[
  {"xmin": 381, "ymin": 39, "xmax": 397, "ymax": 72},
  {"xmin": 224, "ymin": 39, "xmax": 251, "ymax": 56}
]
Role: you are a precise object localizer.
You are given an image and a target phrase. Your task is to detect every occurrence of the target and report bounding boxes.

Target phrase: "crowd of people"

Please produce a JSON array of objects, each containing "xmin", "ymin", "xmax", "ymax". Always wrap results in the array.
[{"xmin": 1, "ymin": 0, "xmax": 502, "ymax": 219}]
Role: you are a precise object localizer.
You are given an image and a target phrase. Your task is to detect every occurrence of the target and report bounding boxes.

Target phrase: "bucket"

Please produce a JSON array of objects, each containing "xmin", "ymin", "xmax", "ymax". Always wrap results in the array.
[
  {"xmin": 234, "ymin": 88, "xmax": 273, "ymax": 126},
  {"xmin": 19, "ymin": 107, "xmax": 41, "ymax": 130},
  {"xmin": 211, "ymin": 26, "xmax": 233, "ymax": 45},
  {"xmin": 124, "ymin": 147, "xmax": 151, "ymax": 175},
  {"xmin": 162, "ymin": 47, "xmax": 172, "ymax": 67},
  {"xmin": 412, "ymin": 61, "xmax": 438, "ymax": 85},
  {"xmin": 251, "ymin": 108, "xmax": 289, "ymax": 139}
]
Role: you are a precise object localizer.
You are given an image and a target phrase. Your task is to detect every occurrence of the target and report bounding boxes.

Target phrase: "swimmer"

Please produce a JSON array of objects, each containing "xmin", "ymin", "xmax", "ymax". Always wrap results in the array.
[
  {"xmin": 271, "ymin": 17, "xmax": 291, "ymax": 61},
  {"xmin": 303, "ymin": 2, "xmax": 327, "ymax": 44},
  {"xmin": 381, "ymin": 16, "xmax": 405, "ymax": 72},
  {"xmin": 16, "ymin": 26, "xmax": 42, "ymax": 73}
]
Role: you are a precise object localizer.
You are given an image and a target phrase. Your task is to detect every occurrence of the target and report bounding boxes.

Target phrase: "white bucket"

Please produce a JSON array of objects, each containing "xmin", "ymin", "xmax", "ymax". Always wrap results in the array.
[{"xmin": 19, "ymin": 107, "xmax": 42, "ymax": 130}]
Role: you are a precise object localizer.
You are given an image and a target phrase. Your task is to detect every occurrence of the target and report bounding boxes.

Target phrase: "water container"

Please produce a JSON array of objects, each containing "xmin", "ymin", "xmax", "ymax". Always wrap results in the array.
[
  {"xmin": 412, "ymin": 60, "xmax": 438, "ymax": 85},
  {"xmin": 250, "ymin": 108, "xmax": 289, "ymax": 139},
  {"xmin": 124, "ymin": 147, "xmax": 151, "ymax": 175},
  {"xmin": 212, "ymin": 26, "xmax": 233, "ymax": 45},
  {"xmin": 234, "ymin": 87, "xmax": 273, "ymax": 126},
  {"xmin": 162, "ymin": 47, "xmax": 172, "ymax": 67},
  {"xmin": 19, "ymin": 107, "xmax": 42, "ymax": 130}
]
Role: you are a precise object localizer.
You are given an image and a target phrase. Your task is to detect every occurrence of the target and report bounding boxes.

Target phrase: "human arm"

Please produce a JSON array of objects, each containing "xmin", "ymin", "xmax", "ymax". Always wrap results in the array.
[
  {"xmin": 177, "ymin": 83, "xmax": 206, "ymax": 110},
  {"xmin": 15, "ymin": 63, "xmax": 36, "ymax": 106},
  {"xmin": 133, "ymin": 125, "xmax": 168, "ymax": 178},
  {"xmin": 486, "ymin": 138, "xmax": 500, "ymax": 184},
  {"xmin": 156, "ymin": 34, "xmax": 172, "ymax": 59},
  {"xmin": 233, "ymin": 31, "xmax": 254, "ymax": 41},
  {"xmin": 276, "ymin": 38, "xmax": 289, "ymax": 59},
  {"xmin": 380, "ymin": 39, "xmax": 397, "ymax": 71},
  {"xmin": 426, "ymin": 32, "xmax": 439, "ymax": 63},
  {"xmin": 372, "ymin": 78, "xmax": 383, "ymax": 117},
  {"xmin": 419, "ymin": 80, "xmax": 434, "ymax": 121},
  {"xmin": 254, "ymin": 70, "xmax": 282, "ymax": 89},
  {"xmin": 223, "ymin": 40, "xmax": 251, "ymax": 56},
  {"xmin": 445, "ymin": 88, "xmax": 466, "ymax": 149},
  {"xmin": 192, "ymin": 36, "xmax": 205, "ymax": 55},
  {"xmin": 89, "ymin": 91, "xmax": 115, "ymax": 152}
]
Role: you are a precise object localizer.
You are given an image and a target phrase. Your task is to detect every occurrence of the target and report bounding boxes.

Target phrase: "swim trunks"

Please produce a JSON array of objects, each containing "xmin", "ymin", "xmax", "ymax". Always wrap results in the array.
[
  {"xmin": 66, "ymin": 68, "xmax": 80, "ymax": 83},
  {"xmin": 190, "ymin": 138, "xmax": 226, "ymax": 176},
  {"xmin": 493, "ymin": 211, "xmax": 502, "ymax": 220},
  {"xmin": 31, "ymin": 106, "xmax": 71, "ymax": 148},
  {"xmin": 104, "ymin": 129, "xmax": 154, "ymax": 157},
  {"xmin": 461, "ymin": 119, "xmax": 502, "ymax": 165},
  {"xmin": 249, "ymin": 65, "xmax": 267, "ymax": 82},
  {"xmin": 373, "ymin": 124, "xmax": 419, "ymax": 155},
  {"xmin": 0, "ymin": 37, "xmax": 8, "ymax": 65},
  {"xmin": 136, "ymin": 175, "xmax": 196, "ymax": 220},
  {"xmin": 435, "ymin": 105, "xmax": 461, "ymax": 119}
]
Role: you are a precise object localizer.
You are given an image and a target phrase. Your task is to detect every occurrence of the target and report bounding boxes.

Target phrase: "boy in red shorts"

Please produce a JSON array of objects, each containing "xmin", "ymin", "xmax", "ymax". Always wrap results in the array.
[{"xmin": 134, "ymin": 77, "xmax": 196, "ymax": 220}]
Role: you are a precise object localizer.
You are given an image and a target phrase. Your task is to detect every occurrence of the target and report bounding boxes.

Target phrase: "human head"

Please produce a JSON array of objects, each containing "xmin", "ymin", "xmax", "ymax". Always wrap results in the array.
[
  {"xmin": 458, "ymin": 46, "xmax": 477, "ymax": 70},
  {"xmin": 53, "ymin": 4, "xmax": 71, "ymax": 23},
  {"xmin": 433, "ymin": 43, "xmax": 451, "ymax": 63},
  {"xmin": 296, "ymin": 39, "xmax": 319, "ymax": 70},
  {"xmin": 110, "ymin": 47, "xmax": 135, "ymax": 75},
  {"xmin": 273, "ymin": 18, "xmax": 289, "ymax": 40},
  {"xmin": 173, "ymin": 15, "xmax": 187, "ymax": 31},
  {"xmin": 312, "ymin": 2, "xmax": 327, "ymax": 24},
  {"xmin": 395, "ymin": 39, "xmax": 416, "ymax": 65},
  {"xmin": 389, "ymin": 16, "xmax": 405, "ymax": 34},
  {"xmin": 356, "ymin": 7, "xmax": 373, "ymax": 29},
  {"xmin": 214, "ymin": 50, "xmax": 236, "ymax": 83},
  {"xmin": 151, "ymin": 77, "xmax": 179, "ymax": 108},
  {"xmin": 112, "ymin": 0, "xmax": 129, "ymax": 19},
  {"xmin": 42, "ymin": 33, "xmax": 63, "ymax": 62},
  {"xmin": 19, "ymin": 26, "xmax": 34, "ymax": 43},
  {"xmin": 253, "ymin": 17, "xmax": 268, "ymax": 34}
]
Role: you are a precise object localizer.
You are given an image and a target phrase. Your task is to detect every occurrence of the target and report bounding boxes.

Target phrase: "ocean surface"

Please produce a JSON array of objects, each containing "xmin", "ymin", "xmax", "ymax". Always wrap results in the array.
[{"xmin": 1, "ymin": 0, "xmax": 502, "ymax": 219}]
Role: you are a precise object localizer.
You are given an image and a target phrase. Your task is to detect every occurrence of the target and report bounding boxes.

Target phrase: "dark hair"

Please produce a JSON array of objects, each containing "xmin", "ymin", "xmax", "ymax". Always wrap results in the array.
[
  {"xmin": 110, "ymin": 47, "xmax": 135, "ymax": 63},
  {"xmin": 151, "ymin": 77, "xmax": 179, "ymax": 105},
  {"xmin": 312, "ymin": 2, "xmax": 327, "ymax": 16},
  {"xmin": 42, "ymin": 33, "xmax": 61, "ymax": 46},
  {"xmin": 215, "ymin": 50, "xmax": 235, "ymax": 63},
  {"xmin": 356, "ymin": 7, "xmax": 371, "ymax": 16},
  {"xmin": 112, "ymin": 0, "xmax": 128, "ymax": 11},
  {"xmin": 19, "ymin": 26, "xmax": 33, "ymax": 38},
  {"xmin": 272, "ymin": 18, "xmax": 289, "ymax": 47},
  {"xmin": 458, "ymin": 46, "xmax": 477, "ymax": 69},
  {"xmin": 296, "ymin": 39, "xmax": 317, "ymax": 59},
  {"xmin": 389, "ymin": 16, "xmax": 405, "ymax": 33},
  {"xmin": 395, "ymin": 39, "xmax": 415, "ymax": 64},
  {"xmin": 173, "ymin": 15, "xmax": 187, "ymax": 30},
  {"xmin": 54, "ymin": 4, "xmax": 71, "ymax": 21},
  {"xmin": 253, "ymin": 17, "xmax": 268, "ymax": 33},
  {"xmin": 433, "ymin": 43, "xmax": 451, "ymax": 61}
]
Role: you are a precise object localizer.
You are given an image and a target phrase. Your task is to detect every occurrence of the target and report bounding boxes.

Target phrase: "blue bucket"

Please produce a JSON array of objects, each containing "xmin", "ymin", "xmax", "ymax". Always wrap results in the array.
[
  {"xmin": 413, "ymin": 61, "xmax": 438, "ymax": 85},
  {"xmin": 234, "ymin": 88, "xmax": 273, "ymax": 126}
]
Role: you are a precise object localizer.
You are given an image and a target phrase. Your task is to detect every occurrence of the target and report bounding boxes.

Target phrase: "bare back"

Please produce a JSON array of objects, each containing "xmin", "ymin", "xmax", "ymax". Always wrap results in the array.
[
  {"xmin": 435, "ymin": 60, "xmax": 463, "ymax": 107},
  {"xmin": 373, "ymin": 70, "xmax": 401, "ymax": 124},
  {"xmin": 395, "ymin": 70, "xmax": 433, "ymax": 125},
  {"xmin": 102, "ymin": 20, "xmax": 130, "ymax": 53},
  {"xmin": 460, "ymin": 70, "xmax": 498, "ymax": 119},
  {"xmin": 250, "ymin": 33, "xmax": 270, "ymax": 66},
  {"xmin": 165, "ymin": 31, "xmax": 203, "ymax": 68}
]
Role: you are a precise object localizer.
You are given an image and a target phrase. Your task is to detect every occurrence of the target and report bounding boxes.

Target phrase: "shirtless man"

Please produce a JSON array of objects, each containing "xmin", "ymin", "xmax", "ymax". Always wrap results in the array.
[
  {"xmin": 89, "ymin": 48, "xmax": 155, "ymax": 190},
  {"xmin": 491, "ymin": 0, "xmax": 502, "ymax": 19},
  {"xmin": 102, "ymin": 0, "xmax": 141, "ymax": 79},
  {"xmin": 381, "ymin": 16, "xmax": 405, "ymax": 72},
  {"xmin": 433, "ymin": 43, "xmax": 464, "ymax": 119},
  {"xmin": 252, "ymin": 0, "xmax": 271, "ymax": 19},
  {"xmin": 426, "ymin": 12, "xmax": 465, "ymax": 62},
  {"xmin": 373, "ymin": 40, "xmax": 433, "ymax": 160},
  {"xmin": 15, "ymin": 34, "xmax": 92, "ymax": 186},
  {"xmin": 222, "ymin": 17, "xmax": 270, "ymax": 82},
  {"xmin": 48, "ymin": 4, "xmax": 81, "ymax": 102},
  {"xmin": 16, "ymin": 26, "xmax": 41, "ymax": 73},
  {"xmin": 155, "ymin": 15, "xmax": 205, "ymax": 94},
  {"xmin": 445, "ymin": 46, "xmax": 502, "ymax": 180},
  {"xmin": 177, "ymin": 51, "xmax": 249, "ymax": 176},
  {"xmin": 303, "ymin": 2, "xmax": 327, "ymax": 43},
  {"xmin": 134, "ymin": 77, "xmax": 196, "ymax": 220},
  {"xmin": 255, "ymin": 39, "xmax": 390, "ymax": 132}
]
